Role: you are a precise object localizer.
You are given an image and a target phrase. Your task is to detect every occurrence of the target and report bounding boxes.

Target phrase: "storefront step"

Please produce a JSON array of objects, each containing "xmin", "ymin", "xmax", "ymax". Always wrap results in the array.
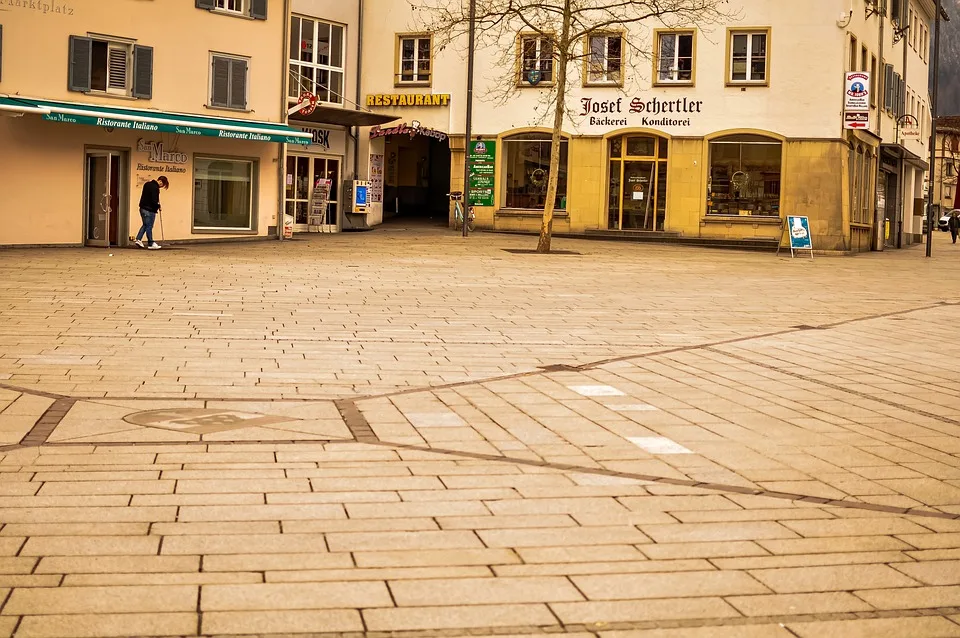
[{"xmin": 492, "ymin": 229, "xmax": 779, "ymax": 252}]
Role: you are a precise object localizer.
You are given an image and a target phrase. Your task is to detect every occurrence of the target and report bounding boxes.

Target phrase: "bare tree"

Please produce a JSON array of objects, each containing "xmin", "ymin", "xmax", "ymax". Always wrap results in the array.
[{"xmin": 413, "ymin": 0, "xmax": 735, "ymax": 252}]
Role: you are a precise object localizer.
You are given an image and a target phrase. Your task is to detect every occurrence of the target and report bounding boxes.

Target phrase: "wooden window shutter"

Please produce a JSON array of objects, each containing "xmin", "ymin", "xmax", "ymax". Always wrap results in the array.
[
  {"xmin": 211, "ymin": 56, "xmax": 230, "ymax": 107},
  {"xmin": 195, "ymin": 0, "xmax": 216, "ymax": 9},
  {"xmin": 68, "ymin": 35, "xmax": 93, "ymax": 92},
  {"xmin": 250, "ymin": 0, "xmax": 267, "ymax": 20},
  {"xmin": 132, "ymin": 45, "xmax": 153, "ymax": 99},
  {"xmin": 0, "ymin": 25, "xmax": 4, "ymax": 84},
  {"xmin": 230, "ymin": 58, "xmax": 247, "ymax": 109}
]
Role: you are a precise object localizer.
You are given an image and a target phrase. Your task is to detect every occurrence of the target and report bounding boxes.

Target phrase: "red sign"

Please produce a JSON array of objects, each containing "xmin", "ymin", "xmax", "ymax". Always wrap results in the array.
[{"xmin": 298, "ymin": 92, "xmax": 318, "ymax": 116}]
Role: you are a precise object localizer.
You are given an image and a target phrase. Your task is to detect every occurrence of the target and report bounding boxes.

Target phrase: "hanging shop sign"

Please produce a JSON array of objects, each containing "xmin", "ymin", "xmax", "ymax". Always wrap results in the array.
[
  {"xmin": 369, "ymin": 121, "xmax": 448, "ymax": 142},
  {"xmin": 366, "ymin": 93, "xmax": 451, "ymax": 107},
  {"xmin": 843, "ymin": 72, "xmax": 871, "ymax": 130},
  {"xmin": 468, "ymin": 140, "xmax": 496, "ymax": 207},
  {"xmin": 579, "ymin": 96, "xmax": 704, "ymax": 128},
  {"xmin": 299, "ymin": 126, "xmax": 345, "ymax": 153}
]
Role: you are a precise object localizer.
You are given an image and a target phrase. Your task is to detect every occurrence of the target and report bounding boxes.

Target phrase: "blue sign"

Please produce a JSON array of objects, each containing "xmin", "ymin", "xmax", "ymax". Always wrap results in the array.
[
  {"xmin": 787, "ymin": 216, "xmax": 812, "ymax": 250},
  {"xmin": 355, "ymin": 184, "xmax": 368, "ymax": 207}
]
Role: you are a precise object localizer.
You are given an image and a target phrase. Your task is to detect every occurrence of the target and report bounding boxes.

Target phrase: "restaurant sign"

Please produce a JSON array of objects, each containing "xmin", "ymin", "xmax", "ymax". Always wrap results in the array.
[{"xmin": 366, "ymin": 93, "xmax": 451, "ymax": 107}]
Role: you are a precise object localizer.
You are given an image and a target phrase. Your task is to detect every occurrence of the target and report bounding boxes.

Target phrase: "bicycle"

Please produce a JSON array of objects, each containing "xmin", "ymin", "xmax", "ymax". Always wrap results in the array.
[{"xmin": 448, "ymin": 191, "xmax": 475, "ymax": 232}]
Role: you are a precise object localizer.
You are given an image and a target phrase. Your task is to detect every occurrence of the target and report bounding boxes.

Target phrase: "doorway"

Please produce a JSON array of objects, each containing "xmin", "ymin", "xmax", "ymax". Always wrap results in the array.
[
  {"xmin": 607, "ymin": 134, "xmax": 668, "ymax": 231},
  {"xmin": 285, "ymin": 154, "xmax": 341, "ymax": 232},
  {"xmin": 383, "ymin": 135, "xmax": 451, "ymax": 223},
  {"xmin": 84, "ymin": 151, "xmax": 123, "ymax": 247}
]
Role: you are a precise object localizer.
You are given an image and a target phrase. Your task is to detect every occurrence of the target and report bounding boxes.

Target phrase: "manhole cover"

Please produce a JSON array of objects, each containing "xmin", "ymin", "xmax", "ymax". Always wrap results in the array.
[{"xmin": 124, "ymin": 409, "xmax": 296, "ymax": 434}]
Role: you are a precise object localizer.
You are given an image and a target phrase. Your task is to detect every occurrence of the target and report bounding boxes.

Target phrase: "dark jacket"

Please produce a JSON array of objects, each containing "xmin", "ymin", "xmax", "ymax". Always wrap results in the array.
[
  {"xmin": 139, "ymin": 180, "xmax": 161, "ymax": 213},
  {"xmin": 950, "ymin": 215, "xmax": 960, "ymax": 232}
]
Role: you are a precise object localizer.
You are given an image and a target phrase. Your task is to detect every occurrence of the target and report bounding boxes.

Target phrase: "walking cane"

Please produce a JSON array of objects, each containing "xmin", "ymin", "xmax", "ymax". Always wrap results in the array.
[{"xmin": 158, "ymin": 207, "xmax": 164, "ymax": 241}]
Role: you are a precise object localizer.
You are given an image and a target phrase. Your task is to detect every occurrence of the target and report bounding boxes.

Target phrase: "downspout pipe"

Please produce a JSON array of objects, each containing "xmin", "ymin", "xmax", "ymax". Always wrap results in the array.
[
  {"xmin": 278, "ymin": 0, "xmax": 292, "ymax": 241},
  {"xmin": 353, "ymin": 0, "xmax": 363, "ymax": 180}
]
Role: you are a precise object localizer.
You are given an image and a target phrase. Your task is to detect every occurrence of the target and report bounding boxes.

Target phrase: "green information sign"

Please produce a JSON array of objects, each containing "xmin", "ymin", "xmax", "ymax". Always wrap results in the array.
[{"xmin": 468, "ymin": 140, "xmax": 496, "ymax": 207}]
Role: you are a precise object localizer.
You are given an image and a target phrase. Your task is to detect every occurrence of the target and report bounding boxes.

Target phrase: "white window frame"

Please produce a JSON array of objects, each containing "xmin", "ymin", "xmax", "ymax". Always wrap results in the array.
[
  {"xmin": 89, "ymin": 38, "xmax": 132, "ymax": 96},
  {"xmin": 655, "ymin": 31, "xmax": 694, "ymax": 85},
  {"xmin": 519, "ymin": 35, "xmax": 554, "ymax": 85},
  {"xmin": 728, "ymin": 30, "xmax": 769, "ymax": 85},
  {"xmin": 214, "ymin": 0, "xmax": 244, "ymax": 15},
  {"xmin": 397, "ymin": 35, "xmax": 432, "ymax": 85},
  {"xmin": 586, "ymin": 33, "xmax": 623, "ymax": 85},
  {"xmin": 289, "ymin": 16, "xmax": 346, "ymax": 106},
  {"xmin": 209, "ymin": 52, "xmax": 249, "ymax": 111}
]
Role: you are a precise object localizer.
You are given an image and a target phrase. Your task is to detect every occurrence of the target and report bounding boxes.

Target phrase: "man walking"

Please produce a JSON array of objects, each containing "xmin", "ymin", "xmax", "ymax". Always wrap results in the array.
[
  {"xmin": 136, "ymin": 175, "xmax": 168, "ymax": 249},
  {"xmin": 950, "ymin": 211, "xmax": 960, "ymax": 245}
]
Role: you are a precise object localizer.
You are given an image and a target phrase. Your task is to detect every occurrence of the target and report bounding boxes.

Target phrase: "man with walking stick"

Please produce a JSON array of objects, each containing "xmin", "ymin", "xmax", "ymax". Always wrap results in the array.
[{"xmin": 135, "ymin": 175, "xmax": 168, "ymax": 250}]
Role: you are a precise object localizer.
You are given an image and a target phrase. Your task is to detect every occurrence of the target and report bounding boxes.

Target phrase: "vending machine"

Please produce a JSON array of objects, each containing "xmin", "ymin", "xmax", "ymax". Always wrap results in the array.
[{"xmin": 342, "ymin": 180, "xmax": 369, "ymax": 215}]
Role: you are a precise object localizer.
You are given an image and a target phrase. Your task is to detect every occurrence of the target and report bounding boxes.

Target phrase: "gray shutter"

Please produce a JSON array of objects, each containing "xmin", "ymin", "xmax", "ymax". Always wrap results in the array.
[
  {"xmin": 68, "ymin": 35, "xmax": 93, "ymax": 92},
  {"xmin": 0, "ymin": 25, "xmax": 4, "ymax": 84},
  {"xmin": 211, "ymin": 56, "xmax": 230, "ymax": 107},
  {"xmin": 883, "ymin": 64, "xmax": 894, "ymax": 111},
  {"xmin": 250, "ymin": 0, "xmax": 267, "ymax": 20},
  {"xmin": 196, "ymin": 0, "xmax": 216, "ymax": 9},
  {"xmin": 230, "ymin": 58, "xmax": 247, "ymax": 109},
  {"xmin": 898, "ymin": 76, "xmax": 906, "ymax": 117},
  {"xmin": 132, "ymin": 45, "xmax": 153, "ymax": 99}
]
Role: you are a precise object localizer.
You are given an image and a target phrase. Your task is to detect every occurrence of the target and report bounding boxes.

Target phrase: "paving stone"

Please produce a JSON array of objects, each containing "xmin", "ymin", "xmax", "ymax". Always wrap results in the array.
[
  {"xmin": 748, "ymin": 564, "xmax": 920, "ymax": 593},
  {"xmin": 2, "ymin": 584, "xmax": 198, "ymax": 615},
  {"xmin": 892, "ymin": 559, "xmax": 960, "ymax": 585},
  {"xmin": 599, "ymin": 627, "xmax": 794, "ymax": 638},
  {"xmin": 326, "ymin": 530, "xmax": 484, "ymax": 552},
  {"xmin": 14, "ymin": 613, "xmax": 198, "ymax": 638},
  {"xmin": 201, "ymin": 581, "xmax": 392, "ymax": 611},
  {"xmin": 201, "ymin": 610, "xmax": 363, "ymax": 635},
  {"xmin": 354, "ymin": 548, "xmax": 521, "ymax": 568},
  {"xmin": 20, "ymin": 536, "xmax": 159, "ymax": 556},
  {"xmin": 363, "ymin": 604, "xmax": 557, "ymax": 631},
  {"xmin": 161, "ymin": 533, "xmax": 327, "ymax": 555},
  {"xmin": 201, "ymin": 553, "xmax": 354, "ymax": 572},
  {"xmin": 854, "ymin": 585, "xmax": 960, "ymax": 609},
  {"xmin": 36, "ymin": 556, "xmax": 200, "ymax": 574},
  {"xmin": 550, "ymin": 597, "xmax": 739, "ymax": 624},
  {"xmin": 639, "ymin": 522, "xmax": 797, "ymax": 543},
  {"xmin": 571, "ymin": 571, "xmax": 769, "ymax": 600},
  {"xmin": 780, "ymin": 517, "xmax": 932, "ymax": 537},
  {"xmin": 726, "ymin": 591, "xmax": 873, "ymax": 616},
  {"xmin": 478, "ymin": 526, "xmax": 650, "ymax": 548},
  {"xmin": 390, "ymin": 576, "xmax": 583, "ymax": 606},
  {"xmin": 786, "ymin": 616, "xmax": 960, "ymax": 638}
]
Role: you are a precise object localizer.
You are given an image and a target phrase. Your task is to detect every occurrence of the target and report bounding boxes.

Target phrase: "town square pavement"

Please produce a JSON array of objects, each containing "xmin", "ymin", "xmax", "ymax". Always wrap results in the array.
[{"xmin": 1, "ymin": 226, "xmax": 960, "ymax": 638}]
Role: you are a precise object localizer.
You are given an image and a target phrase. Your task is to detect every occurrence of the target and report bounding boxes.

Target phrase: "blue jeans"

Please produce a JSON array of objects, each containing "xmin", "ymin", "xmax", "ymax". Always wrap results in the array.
[{"xmin": 137, "ymin": 208, "xmax": 156, "ymax": 244}]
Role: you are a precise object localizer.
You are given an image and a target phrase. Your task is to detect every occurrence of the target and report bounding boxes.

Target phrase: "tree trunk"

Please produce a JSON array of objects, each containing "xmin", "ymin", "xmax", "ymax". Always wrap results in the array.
[{"xmin": 536, "ymin": 0, "xmax": 572, "ymax": 254}]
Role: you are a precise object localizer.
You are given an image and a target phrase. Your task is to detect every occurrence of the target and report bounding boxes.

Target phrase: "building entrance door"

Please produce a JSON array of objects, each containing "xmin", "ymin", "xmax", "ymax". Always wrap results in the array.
[
  {"xmin": 285, "ymin": 154, "xmax": 340, "ymax": 232},
  {"xmin": 85, "ymin": 151, "xmax": 122, "ymax": 247},
  {"xmin": 607, "ymin": 135, "xmax": 668, "ymax": 231}
]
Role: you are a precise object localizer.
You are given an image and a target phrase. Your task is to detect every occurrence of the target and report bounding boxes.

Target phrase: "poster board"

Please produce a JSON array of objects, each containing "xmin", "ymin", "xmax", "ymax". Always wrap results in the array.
[
  {"xmin": 468, "ymin": 140, "xmax": 496, "ymax": 207},
  {"xmin": 777, "ymin": 216, "xmax": 813, "ymax": 259},
  {"xmin": 309, "ymin": 179, "xmax": 332, "ymax": 229}
]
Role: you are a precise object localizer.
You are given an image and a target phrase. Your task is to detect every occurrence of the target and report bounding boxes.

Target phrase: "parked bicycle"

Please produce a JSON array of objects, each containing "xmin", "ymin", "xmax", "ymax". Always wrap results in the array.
[{"xmin": 447, "ymin": 191, "xmax": 475, "ymax": 232}]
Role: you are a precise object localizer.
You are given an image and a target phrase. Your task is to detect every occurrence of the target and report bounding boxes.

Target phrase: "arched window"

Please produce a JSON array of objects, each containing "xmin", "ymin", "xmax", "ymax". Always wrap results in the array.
[
  {"xmin": 502, "ymin": 133, "xmax": 568, "ymax": 210},
  {"xmin": 707, "ymin": 134, "xmax": 782, "ymax": 216}
]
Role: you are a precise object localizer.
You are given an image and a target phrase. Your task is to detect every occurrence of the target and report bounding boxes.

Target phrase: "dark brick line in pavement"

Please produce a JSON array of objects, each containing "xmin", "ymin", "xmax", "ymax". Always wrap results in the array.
[{"xmin": 0, "ymin": 382, "xmax": 68, "ymax": 401}]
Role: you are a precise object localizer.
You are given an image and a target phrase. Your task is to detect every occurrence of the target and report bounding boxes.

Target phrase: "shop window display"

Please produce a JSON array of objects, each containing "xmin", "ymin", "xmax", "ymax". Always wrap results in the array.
[
  {"xmin": 193, "ymin": 157, "xmax": 255, "ymax": 230},
  {"xmin": 707, "ymin": 134, "xmax": 781, "ymax": 216},
  {"xmin": 503, "ymin": 134, "xmax": 568, "ymax": 210}
]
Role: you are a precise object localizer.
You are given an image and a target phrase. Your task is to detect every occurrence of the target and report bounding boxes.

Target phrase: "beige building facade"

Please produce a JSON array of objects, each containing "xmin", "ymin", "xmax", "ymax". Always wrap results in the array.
[
  {"xmin": 356, "ymin": 0, "xmax": 936, "ymax": 252},
  {"xmin": 0, "ymin": 0, "xmax": 310, "ymax": 247}
]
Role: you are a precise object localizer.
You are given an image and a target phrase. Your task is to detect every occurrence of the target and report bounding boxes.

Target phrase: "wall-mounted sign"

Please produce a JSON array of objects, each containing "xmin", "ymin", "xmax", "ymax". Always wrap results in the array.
[
  {"xmin": 843, "ymin": 72, "xmax": 871, "ymax": 130},
  {"xmin": 370, "ymin": 121, "xmax": 448, "ymax": 143},
  {"xmin": 135, "ymin": 139, "xmax": 188, "ymax": 175},
  {"xmin": 7, "ymin": 0, "xmax": 75, "ymax": 15},
  {"xmin": 579, "ymin": 96, "xmax": 704, "ymax": 128},
  {"xmin": 468, "ymin": 140, "xmax": 496, "ymax": 207},
  {"xmin": 366, "ymin": 93, "xmax": 451, "ymax": 108}
]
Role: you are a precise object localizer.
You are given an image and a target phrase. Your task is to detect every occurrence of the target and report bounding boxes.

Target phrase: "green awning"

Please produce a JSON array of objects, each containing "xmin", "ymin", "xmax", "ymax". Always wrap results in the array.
[{"xmin": 0, "ymin": 96, "xmax": 311, "ymax": 145}]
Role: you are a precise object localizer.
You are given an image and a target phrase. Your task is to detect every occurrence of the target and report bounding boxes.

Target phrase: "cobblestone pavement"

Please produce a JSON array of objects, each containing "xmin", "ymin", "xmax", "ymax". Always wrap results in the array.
[{"xmin": 0, "ymin": 228, "xmax": 959, "ymax": 637}]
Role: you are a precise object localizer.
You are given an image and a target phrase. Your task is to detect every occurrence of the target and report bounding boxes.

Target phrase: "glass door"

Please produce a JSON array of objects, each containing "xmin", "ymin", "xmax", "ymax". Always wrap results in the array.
[
  {"xmin": 85, "ymin": 152, "xmax": 121, "ymax": 247},
  {"xmin": 607, "ymin": 135, "xmax": 668, "ymax": 231},
  {"xmin": 285, "ymin": 155, "xmax": 340, "ymax": 232}
]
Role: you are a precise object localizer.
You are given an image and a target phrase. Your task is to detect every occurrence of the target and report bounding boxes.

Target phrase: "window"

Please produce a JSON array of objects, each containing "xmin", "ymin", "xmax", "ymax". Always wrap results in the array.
[
  {"xmin": 587, "ymin": 33, "xmax": 623, "ymax": 85},
  {"xmin": 396, "ymin": 35, "xmax": 431, "ymax": 85},
  {"xmin": 849, "ymin": 145, "xmax": 874, "ymax": 225},
  {"xmin": 655, "ymin": 31, "xmax": 694, "ymax": 84},
  {"xmin": 210, "ymin": 54, "xmax": 248, "ymax": 110},
  {"xmin": 193, "ymin": 157, "xmax": 256, "ymax": 231},
  {"xmin": 289, "ymin": 17, "xmax": 345, "ymax": 104},
  {"xmin": 285, "ymin": 155, "xmax": 340, "ymax": 227},
  {"xmin": 196, "ymin": 0, "xmax": 266, "ymax": 20},
  {"xmin": 502, "ymin": 133, "xmax": 568, "ymax": 209},
  {"xmin": 519, "ymin": 36, "xmax": 553, "ymax": 85},
  {"xmin": 707, "ymin": 134, "xmax": 782, "ymax": 216},
  {"xmin": 871, "ymin": 55, "xmax": 878, "ymax": 107},
  {"xmin": 861, "ymin": 46, "xmax": 868, "ymax": 73},
  {"xmin": 68, "ymin": 36, "xmax": 152, "ymax": 98},
  {"xmin": 849, "ymin": 36, "xmax": 858, "ymax": 71},
  {"xmin": 728, "ymin": 30, "xmax": 768, "ymax": 84}
]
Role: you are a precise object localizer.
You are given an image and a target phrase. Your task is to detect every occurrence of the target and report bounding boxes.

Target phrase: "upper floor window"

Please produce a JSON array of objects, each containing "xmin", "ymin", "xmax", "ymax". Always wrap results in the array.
[
  {"xmin": 68, "ymin": 35, "xmax": 153, "ymax": 99},
  {"xmin": 196, "ymin": 0, "xmax": 267, "ymax": 20},
  {"xmin": 655, "ymin": 31, "xmax": 694, "ymax": 85},
  {"xmin": 728, "ymin": 29, "xmax": 769, "ymax": 85},
  {"xmin": 397, "ymin": 35, "xmax": 431, "ymax": 85},
  {"xmin": 586, "ymin": 33, "xmax": 622, "ymax": 85},
  {"xmin": 289, "ymin": 16, "xmax": 344, "ymax": 105},
  {"xmin": 210, "ymin": 53, "xmax": 248, "ymax": 111},
  {"xmin": 519, "ymin": 35, "xmax": 553, "ymax": 86}
]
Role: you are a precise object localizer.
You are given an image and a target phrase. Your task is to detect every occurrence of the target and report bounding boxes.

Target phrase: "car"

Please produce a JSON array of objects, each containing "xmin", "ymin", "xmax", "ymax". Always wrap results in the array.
[{"xmin": 938, "ymin": 209, "xmax": 960, "ymax": 232}]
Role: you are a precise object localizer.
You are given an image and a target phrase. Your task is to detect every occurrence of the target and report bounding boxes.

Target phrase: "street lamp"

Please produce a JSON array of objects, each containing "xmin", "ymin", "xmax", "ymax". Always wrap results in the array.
[
  {"xmin": 461, "ymin": 0, "xmax": 476, "ymax": 238},
  {"xmin": 925, "ymin": 0, "xmax": 943, "ymax": 257}
]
